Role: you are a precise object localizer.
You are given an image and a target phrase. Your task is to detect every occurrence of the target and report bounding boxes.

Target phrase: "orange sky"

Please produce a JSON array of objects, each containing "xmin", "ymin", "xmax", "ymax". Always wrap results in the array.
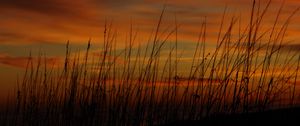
[
  {"xmin": 0, "ymin": 0, "xmax": 299, "ymax": 101},
  {"xmin": 0, "ymin": 0, "xmax": 299, "ymax": 45}
]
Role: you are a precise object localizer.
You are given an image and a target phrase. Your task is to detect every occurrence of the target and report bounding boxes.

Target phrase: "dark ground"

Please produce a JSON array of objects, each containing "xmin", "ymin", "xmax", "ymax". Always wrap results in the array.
[
  {"xmin": 1, "ymin": 106, "xmax": 299, "ymax": 125},
  {"xmin": 162, "ymin": 107, "xmax": 300, "ymax": 126}
]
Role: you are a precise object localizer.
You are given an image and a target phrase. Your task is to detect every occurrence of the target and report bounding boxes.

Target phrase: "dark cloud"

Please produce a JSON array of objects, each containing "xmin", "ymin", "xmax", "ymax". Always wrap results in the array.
[
  {"xmin": 0, "ymin": 0, "xmax": 71, "ymax": 15},
  {"xmin": 261, "ymin": 43, "xmax": 300, "ymax": 52},
  {"xmin": 0, "ymin": 32, "xmax": 24, "ymax": 41},
  {"xmin": 281, "ymin": 44, "xmax": 300, "ymax": 52},
  {"xmin": 0, "ymin": 31, "xmax": 64, "ymax": 45},
  {"xmin": 0, "ymin": 0, "xmax": 145, "ymax": 15},
  {"xmin": 234, "ymin": 43, "xmax": 300, "ymax": 53},
  {"xmin": 92, "ymin": 0, "xmax": 141, "ymax": 8},
  {"xmin": 0, "ymin": 54, "xmax": 60, "ymax": 68},
  {"xmin": 0, "ymin": 0, "xmax": 94, "ymax": 19}
]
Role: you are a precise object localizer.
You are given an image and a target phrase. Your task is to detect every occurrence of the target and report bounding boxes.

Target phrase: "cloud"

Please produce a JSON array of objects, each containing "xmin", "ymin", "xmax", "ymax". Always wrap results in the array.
[
  {"xmin": 0, "ymin": 0, "xmax": 83, "ymax": 16},
  {"xmin": 281, "ymin": 44, "xmax": 300, "ymax": 52},
  {"xmin": 0, "ymin": 53, "xmax": 61, "ymax": 69},
  {"xmin": 92, "ymin": 0, "xmax": 142, "ymax": 9},
  {"xmin": 0, "ymin": 0, "xmax": 105, "ymax": 45},
  {"xmin": 0, "ymin": 0, "xmax": 299, "ymax": 47},
  {"xmin": 237, "ymin": 43, "xmax": 300, "ymax": 53},
  {"xmin": 0, "ymin": 31, "xmax": 24, "ymax": 42}
]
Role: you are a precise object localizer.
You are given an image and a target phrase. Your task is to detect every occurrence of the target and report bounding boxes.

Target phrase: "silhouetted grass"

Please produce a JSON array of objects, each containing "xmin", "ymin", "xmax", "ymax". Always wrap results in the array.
[{"xmin": 1, "ymin": 1, "xmax": 299, "ymax": 126}]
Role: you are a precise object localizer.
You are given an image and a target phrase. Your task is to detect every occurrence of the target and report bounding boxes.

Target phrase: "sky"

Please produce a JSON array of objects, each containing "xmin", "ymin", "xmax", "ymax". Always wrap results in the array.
[{"xmin": 0, "ymin": 0, "xmax": 300, "ymax": 101}]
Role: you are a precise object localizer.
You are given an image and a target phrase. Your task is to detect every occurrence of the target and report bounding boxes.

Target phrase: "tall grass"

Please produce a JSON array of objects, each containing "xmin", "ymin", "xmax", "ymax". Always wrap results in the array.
[{"xmin": 1, "ymin": 0, "xmax": 300, "ymax": 125}]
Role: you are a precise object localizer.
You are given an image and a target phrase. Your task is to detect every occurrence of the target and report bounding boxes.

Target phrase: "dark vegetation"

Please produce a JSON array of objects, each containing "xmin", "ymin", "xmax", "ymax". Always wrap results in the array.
[
  {"xmin": 163, "ymin": 107, "xmax": 300, "ymax": 126},
  {"xmin": 0, "ymin": 0, "xmax": 299, "ymax": 125}
]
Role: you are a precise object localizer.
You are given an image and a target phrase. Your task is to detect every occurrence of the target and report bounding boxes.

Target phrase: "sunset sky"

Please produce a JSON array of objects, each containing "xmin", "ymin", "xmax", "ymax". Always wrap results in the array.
[{"xmin": 0, "ymin": 0, "xmax": 299, "ymax": 100}]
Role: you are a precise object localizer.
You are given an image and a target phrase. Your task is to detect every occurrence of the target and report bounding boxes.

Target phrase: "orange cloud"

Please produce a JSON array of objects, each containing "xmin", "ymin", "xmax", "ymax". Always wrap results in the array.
[
  {"xmin": 0, "ymin": 53, "xmax": 61, "ymax": 69},
  {"xmin": 0, "ymin": 0, "xmax": 298, "ymax": 48}
]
